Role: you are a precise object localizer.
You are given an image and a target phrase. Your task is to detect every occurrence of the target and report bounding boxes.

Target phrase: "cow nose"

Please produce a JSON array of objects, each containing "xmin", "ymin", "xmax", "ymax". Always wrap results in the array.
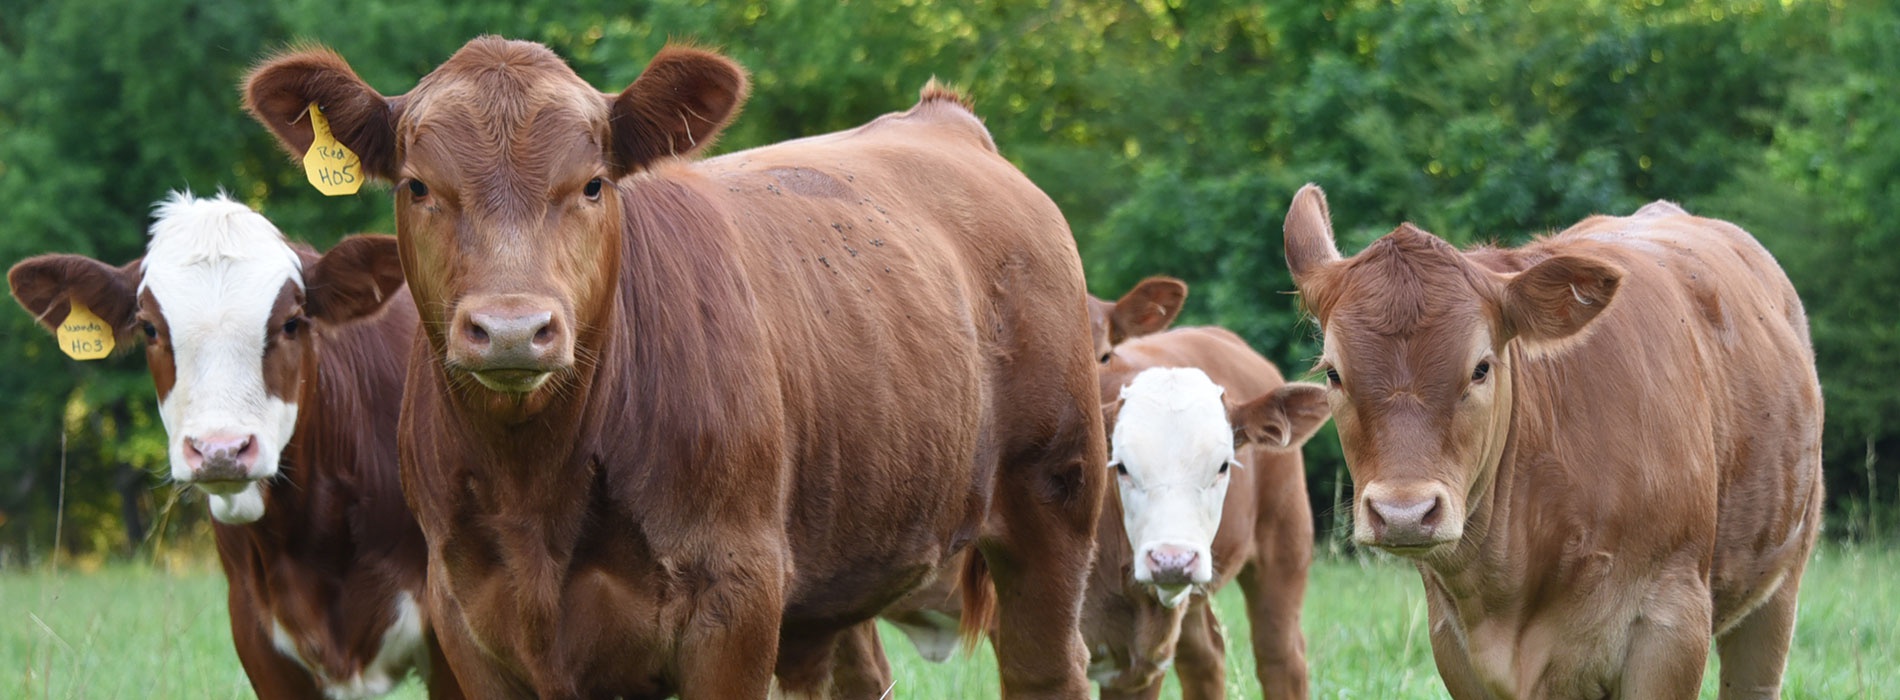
[
  {"xmin": 448, "ymin": 296, "xmax": 573, "ymax": 387},
  {"xmin": 1365, "ymin": 491, "xmax": 1446, "ymax": 546},
  {"xmin": 1144, "ymin": 544, "xmax": 1201, "ymax": 585},
  {"xmin": 184, "ymin": 432, "xmax": 258, "ymax": 481}
]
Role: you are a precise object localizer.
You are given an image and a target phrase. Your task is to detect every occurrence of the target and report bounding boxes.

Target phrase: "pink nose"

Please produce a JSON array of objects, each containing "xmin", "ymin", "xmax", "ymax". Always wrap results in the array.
[
  {"xmin": 1145, "ymin": 545, "xmax": 1201, "ymax": 585},
  {"xmin": 1366, "ymin": 493, "xmax": 1444, "ymax": 546},
  {"xmin": 184, "ymin": 433, "xmax": 257, "ymax": 481},
  {"xmin": 447, "ymin": 295, "xmax": 572, "ymax": 377}
]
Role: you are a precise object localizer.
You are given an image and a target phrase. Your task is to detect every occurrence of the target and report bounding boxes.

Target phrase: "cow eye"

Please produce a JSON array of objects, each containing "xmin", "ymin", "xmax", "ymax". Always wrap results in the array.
[
  {"xmin": 140, "ymin": 321, "xmax": 157, "ymax": 340},
  {"xmin": 1218, "ymin": 460, "xmax": 1232, "ymax": 474},
  {"xmin": 282, "ymin": 316, "xmax": 306, "ymax": 339},
  {"xmin": 583, "ymin": 177, "xmax": 604, "ymax": 201},
  {"xmin": 407, "ymin": 179, "xmax": 429, "ymax": 199},
  {"xmin": 1112, "ymin": 462, "xmax": 1128, "ymax": 477},
  {"xmin": 1324, "ymin": 367, "xmax": 1342, "ymax": 388},
  {"xmin": 1472, "ymin": 360, "xmax": 1492, "ymax": 383},
  {"xmin": 1099, "ymin": 352, "xmax": 1112, "ymax": 364}
]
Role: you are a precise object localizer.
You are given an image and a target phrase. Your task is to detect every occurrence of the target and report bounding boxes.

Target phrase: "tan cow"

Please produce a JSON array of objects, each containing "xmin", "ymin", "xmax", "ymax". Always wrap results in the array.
[
  {"xmin": 886, "ymin": 279, "xmax": 1330, "ymax": 700},
  {"xmin": 244, "ymin": 38, "xmax": 1105, "ymax": 699},
  {"xmin": 1281, "ymin": 184, "xmax": 1823, "ymax": 698}
]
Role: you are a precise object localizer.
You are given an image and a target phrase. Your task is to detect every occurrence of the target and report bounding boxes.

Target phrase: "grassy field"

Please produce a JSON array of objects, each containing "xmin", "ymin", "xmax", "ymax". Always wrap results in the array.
[{"xmin": 4, "ymin": 547, "xmax": 1893, "ymax": 698}]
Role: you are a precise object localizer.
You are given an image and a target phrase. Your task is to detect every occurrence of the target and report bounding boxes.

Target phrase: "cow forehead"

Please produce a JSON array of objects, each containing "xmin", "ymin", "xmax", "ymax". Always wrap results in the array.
[
  {"xmin": 1111, "ymin": 368, "xmax": 1233, "ymax": 472},
  {"xmin": 139, "ymin": 192, "xmax": 302, "ymax": 331}
]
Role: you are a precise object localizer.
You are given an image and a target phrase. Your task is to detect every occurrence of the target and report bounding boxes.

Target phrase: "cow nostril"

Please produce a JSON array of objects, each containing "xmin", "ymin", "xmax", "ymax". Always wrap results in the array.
[
  {"xmin": 1421, "ymin": 497, "xmax": 1443, "ymax": 528},
  {"xmin": 533, "ymin": 322, "xmax": 555, "ymax": 346},
  {"xmin": 466, "ymin": 321, "xmax": 490, "ymax": 344}
]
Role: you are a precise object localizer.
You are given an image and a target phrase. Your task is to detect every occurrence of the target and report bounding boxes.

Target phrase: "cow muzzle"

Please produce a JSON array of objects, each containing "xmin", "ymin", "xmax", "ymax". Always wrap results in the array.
[
  {"xmin": 448, "ymin": 294, "xmax": 573, "ymax": 393},
  {"xmin": 183, "ymin": 432, "xmax": 259, "ymax": 494},
  {"xmin": 1357, "ymin": 480, "xmax": 1462, "ymax": 555},
  {"xmin": 1135, "ymin": 542, "xmax": 1210, "ymax": 606}
]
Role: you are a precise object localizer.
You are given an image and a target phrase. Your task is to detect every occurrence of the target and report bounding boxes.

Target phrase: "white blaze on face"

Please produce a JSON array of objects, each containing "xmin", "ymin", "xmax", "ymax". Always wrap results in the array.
[
  {"xmin": 141, "ymin": 192, "xmax": 304, "ymax": 524},
  {"xmin": 1110, "ymin": 367, "xmax": 1236, "ymax": 607}
]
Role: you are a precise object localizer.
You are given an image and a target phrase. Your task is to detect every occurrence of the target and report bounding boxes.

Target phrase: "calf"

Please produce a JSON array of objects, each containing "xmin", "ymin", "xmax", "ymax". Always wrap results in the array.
[
  {"xmin": 8, "ymin": 193, "xmax": 458, "ymax": 699},
  {"xmin": 886, "ymin": 279, "xmax": 1331, "ymax": 700},
  {"xmin": 1281, "ymin": 184, "xmax": 1823, "ymax": 698},
  {"xmin": 244, "ymin": 38, "xmax": 1106, "ymax": 698}
]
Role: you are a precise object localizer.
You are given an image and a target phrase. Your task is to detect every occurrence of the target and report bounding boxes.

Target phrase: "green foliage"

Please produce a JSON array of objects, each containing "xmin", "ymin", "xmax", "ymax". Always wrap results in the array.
[{"xmin": 0, "ymin": 0, "xmax": 1895, "ymax": 561}]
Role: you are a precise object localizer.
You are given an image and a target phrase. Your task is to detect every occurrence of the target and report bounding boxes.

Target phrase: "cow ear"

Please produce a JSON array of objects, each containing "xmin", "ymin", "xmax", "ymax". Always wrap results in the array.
[
  {"xmin": 244, "ymin": 46, "xmax": 401, "ymax": 181},
  {"xmin": 1498, "ymin": 254, "xmax": 1622, "ymax": 346},
  {"xmin": 8, "ymin": 254, "xmax": 143, "ymax": 337},
  {"xmin": 1283, "ymin": 184, "xmax": 1342, "ymax": 310},
  {"xmin": 305, "ymin": 235, "xmax": 405, "ymax": 323},
  {"xmin": 1229, "ymin": 382, "xmax": 1331, "ymax": 452},
  {"xmin": 606, "ymin": 46, "xmax": 749, "ymax": 177},
  {"xmin": 1108, "ymin": 276, "xmax": 1188, "ymax": 344}
]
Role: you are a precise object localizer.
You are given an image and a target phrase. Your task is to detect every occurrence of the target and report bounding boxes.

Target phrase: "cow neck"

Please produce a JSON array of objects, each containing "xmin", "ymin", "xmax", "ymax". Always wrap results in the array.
[{"xmin": 1417, "ymin": 341, "xmax": 1523, "ymax": 611}]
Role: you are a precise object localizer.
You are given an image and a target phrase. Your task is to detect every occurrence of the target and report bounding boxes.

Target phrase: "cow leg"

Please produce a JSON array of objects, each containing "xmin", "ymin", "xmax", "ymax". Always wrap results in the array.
[
  {"xmin": 828, "ymin": 622, "xmax": 894, "ymax": 699},
  {"xmin": 983, "ymin": 437, "xmax": 1103, "ymax": 698},
  {"xmin": 226, "ymin": 601, "xmax": 326, "ymax": 700},
  {"xmin": 1100, "ymin": 679, "xmax": 1166, "ymax": 700},
  {"xmin": 984, "ymin": 366, "xmax": 1105, "ymax": 699},
  {"xmin": 773, "ymin": 622, "xmax": 890, "ymax": 700},
  {"xmin": 1618, "ymin": 574, "xmax": 1712, "ymax": 700},
  {"xmin": 425, "ymin": 581, "xmax": 536, "ymax": 698},
  {"xmin": 1234, "ymin": 551, "xmax": 1310, "ymax": 696},
  {"xmin": 1174, "ymin": 597, "xmax": 1228, "ymax": 700},
  {"xmin": 421, "ymin": 632, "xmax": 468, "ymax": 699},
  {"xmin": 1713, "ymin": 562, "xmax": 1805, "ymax": 700},
  {"xmin": 678, "ymin": 549, "xmax": 787, "ymax": 699},
  {"xmin": 1422, "ymin": 583, "xmax": 1490, "ymax": 700}
]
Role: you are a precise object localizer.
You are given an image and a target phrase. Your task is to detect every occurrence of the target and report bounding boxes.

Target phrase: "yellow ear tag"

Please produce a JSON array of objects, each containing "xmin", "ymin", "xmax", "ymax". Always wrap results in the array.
[
  {"xmin": 57, "ymin": 300, "xmax": 114, "ymax": 360},
  {"xmin": 304, "ymin": 103, "xmax": 364, "ymax": 196}
]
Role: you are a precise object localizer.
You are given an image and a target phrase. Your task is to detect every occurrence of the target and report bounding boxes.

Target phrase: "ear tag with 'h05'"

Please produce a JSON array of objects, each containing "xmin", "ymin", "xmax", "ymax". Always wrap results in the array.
[
  {"xmin": 57, "ymin": 299, "xmax": 113, "ymax": 360},
  {"xmin": 305, "ymin": 103, "xmax": 363, "ymax": 196}
]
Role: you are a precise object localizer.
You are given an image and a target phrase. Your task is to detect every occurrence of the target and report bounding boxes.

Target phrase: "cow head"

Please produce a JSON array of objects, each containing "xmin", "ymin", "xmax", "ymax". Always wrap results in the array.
[
  {"xmin": 1281, "ymin": 184, "xmax": 1621, "ymax": 558},
  {"xmin": 1108, "ymin": 367, "xmax": 1329, "ymax": 606},
  {"xmin": 8, "ymin": 193, "xmax": 403, "ymax": 524},
  {"xmin": 1088, "ymin": 277, "xmax": 1187, "ymax": 363},
  {"xmin": 243, "ymin": 37, "xmax": 748, "ymax": 418}
]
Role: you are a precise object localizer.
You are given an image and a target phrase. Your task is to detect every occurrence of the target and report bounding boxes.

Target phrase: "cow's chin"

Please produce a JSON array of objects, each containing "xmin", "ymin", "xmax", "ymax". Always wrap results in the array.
[
  {"xmin": 470, "ymin": 368, "xmax": 554, "ymax": 394},
  {"xmin": 1149, "ymin": 582, "xmax": 1194, "ymax": 609},
  {"xmin": 207, "ymin": 482, "xmax": 267, "ymax": 524}
]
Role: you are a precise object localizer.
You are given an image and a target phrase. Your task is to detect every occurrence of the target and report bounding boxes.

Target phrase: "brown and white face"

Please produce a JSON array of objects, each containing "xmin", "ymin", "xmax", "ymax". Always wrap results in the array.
[
  {"xmin": 1108, "ymin": 367, "xmax": 1330, "ymax": 606},
  {"xmin": 8, "ymin": 193, "xmax": 403, "ymax": 524},
  {"xmin": 242, "ymin": 38, "xmax": 749, "ymax": 417},
  {"xmin": 1281, "ymin": 184, "xmax": 1622, "ymax": 558}
]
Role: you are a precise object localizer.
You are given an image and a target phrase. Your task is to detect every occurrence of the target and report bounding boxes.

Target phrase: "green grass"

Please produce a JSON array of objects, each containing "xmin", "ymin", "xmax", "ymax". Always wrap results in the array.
[{"xmin": 5, "ymin": 547, "xmax": 1893, "ymax": 698}]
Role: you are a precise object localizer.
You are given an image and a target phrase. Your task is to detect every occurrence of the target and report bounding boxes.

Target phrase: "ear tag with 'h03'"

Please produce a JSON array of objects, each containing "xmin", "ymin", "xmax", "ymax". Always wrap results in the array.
[
  {"xmin": 57, "ymin": 299, "xmax": 113, "ymax": 360},
  {"xmin": 304, "ymin": 103, "xmax": 363, "ymax": 196}
]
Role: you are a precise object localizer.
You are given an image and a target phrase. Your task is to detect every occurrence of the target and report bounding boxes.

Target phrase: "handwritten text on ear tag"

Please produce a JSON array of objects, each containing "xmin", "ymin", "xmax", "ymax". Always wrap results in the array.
[
  {"xmin": 305, "ymin": 103, "xmax": 363, "ymax": 196},
  {"xmin": 57, "ymin": 300, "xmax": 113, "ymax": 360}
]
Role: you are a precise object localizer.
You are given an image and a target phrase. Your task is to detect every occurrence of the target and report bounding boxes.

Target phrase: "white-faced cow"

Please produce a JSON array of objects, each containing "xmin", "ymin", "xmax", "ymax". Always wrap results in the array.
[
  {"xmin": 7, "ymin": 193, "xmax": 459, "ymax": 699},
  {"xmin": 884, "ymin": 278, "xmax": 1331, "ymax": 700},
  {"xmin": 1282, "ymin": 184, "xmax": 1823, "ymax": 698},
  {"xmin": 243, "ymin": 38, "xmax": 1106, "ymax": 698}
]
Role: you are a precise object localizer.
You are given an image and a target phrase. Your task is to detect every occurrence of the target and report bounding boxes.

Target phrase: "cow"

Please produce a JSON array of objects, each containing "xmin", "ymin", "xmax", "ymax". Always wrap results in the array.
[
  {"xmin": 883, "ymin": 278, "xmax": 1331, "ymax": 700},
  {"xmin": 242, "ymin": 37, "xmax": 1107, "ymax": 699},
  {"xmin": 7, "ymin": 192, "xmax": 459, "ymax": 699},
  {"xmin": 1280, "ymin": 183, "xmax": 1824, "ymax": 698}
]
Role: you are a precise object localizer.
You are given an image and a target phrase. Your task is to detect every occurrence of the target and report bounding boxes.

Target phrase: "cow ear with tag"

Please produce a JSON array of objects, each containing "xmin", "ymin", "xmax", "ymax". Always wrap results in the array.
[
  {"xmin": 606, "ymin": 46, "xmax": 750, "ymax": 178},
  {"xmin": 305, "ymin": 235, "xmax": 406, "ymax": 324},
  {"xmin": 244, "ymin": 46, "xmax": 402, "ymax": 183},
  {"xmin": 8, "ymin": 254, "xmax": 143, "ymax": 353},
  {"xmin": 1229, "ymin": 382, "xmax": 1331, "ymax": 452}
]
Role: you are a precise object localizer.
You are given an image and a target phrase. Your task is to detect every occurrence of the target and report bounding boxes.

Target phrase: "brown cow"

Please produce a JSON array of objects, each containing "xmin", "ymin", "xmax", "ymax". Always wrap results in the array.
[
  {"xmin": 243, "ymin": 37, "xmax": 1106, "ymax": 699},
  {"xmin": 1281, "ymin": 184, "xmax": 1824, "ymax": 698},
  {"xmin": 8, "ymin": 193, "xmax": 459, "ymax": 699},
  {"xmin": 886, "ymin": 279, "xmax": 1330, "ymax": 700}
]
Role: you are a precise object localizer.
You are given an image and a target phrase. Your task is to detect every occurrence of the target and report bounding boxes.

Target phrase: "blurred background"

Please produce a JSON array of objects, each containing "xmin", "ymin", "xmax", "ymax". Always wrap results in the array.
[{"xmin": 1, "ymin": 0, "xmax": 1894, "ymax": 568}]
